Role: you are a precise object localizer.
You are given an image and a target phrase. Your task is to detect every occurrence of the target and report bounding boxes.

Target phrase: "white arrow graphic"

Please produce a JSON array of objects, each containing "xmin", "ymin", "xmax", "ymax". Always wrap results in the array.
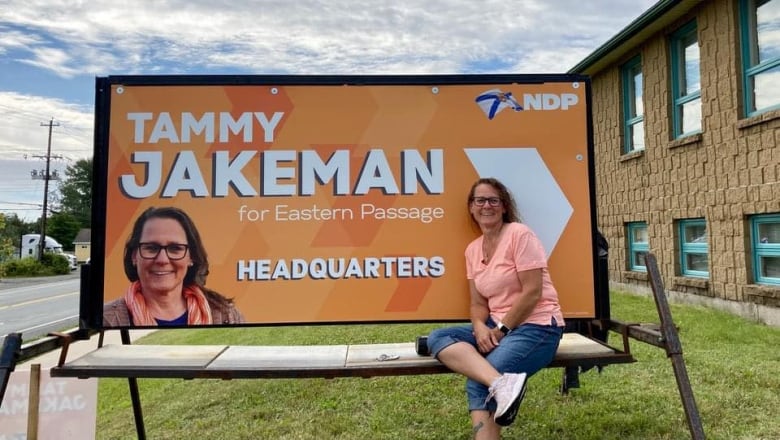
[{"xmin": 464, "ymin": 147, "xmax": 573, "ymax": 257}]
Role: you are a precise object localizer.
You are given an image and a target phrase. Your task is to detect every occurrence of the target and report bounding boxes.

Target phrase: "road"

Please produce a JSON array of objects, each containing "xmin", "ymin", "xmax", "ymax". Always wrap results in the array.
[{"xmin": 0, "ymin": 271, "xmax": 81, "ymax": 343}]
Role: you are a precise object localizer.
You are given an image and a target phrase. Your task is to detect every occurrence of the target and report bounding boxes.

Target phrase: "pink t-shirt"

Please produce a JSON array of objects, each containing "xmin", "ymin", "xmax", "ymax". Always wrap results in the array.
[{"xmin": 465, "ymin": 222, "xmax": 564, "ymax": 327}]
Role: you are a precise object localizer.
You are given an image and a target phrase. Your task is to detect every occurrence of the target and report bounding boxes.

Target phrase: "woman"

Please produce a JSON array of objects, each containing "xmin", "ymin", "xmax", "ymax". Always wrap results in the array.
[
  {"xmin": 103, "ymin": 206, "xmax": 244, "ymax": 327},
  {"xmin": 427, "ymin": 177, "xmax": 565, "ymax": 440}
]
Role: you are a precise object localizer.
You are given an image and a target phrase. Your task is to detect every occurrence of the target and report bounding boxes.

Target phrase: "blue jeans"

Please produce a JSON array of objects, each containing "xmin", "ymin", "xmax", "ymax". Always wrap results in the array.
[{"xmin": 427, "ymin": 318, "xmax": 563, "ymax": 412}]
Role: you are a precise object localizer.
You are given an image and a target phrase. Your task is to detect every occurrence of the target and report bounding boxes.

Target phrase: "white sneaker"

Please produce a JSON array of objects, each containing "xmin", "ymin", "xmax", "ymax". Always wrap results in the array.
[{"xmin": 486, "ymin": 372, "xmax": 528, "ymax": 426}]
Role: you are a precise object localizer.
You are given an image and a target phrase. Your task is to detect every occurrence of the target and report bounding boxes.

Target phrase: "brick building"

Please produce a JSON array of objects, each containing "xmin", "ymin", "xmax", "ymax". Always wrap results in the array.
[{"xmin": 569, "ymin": 0, "xmax": 779, "ymax": 325}]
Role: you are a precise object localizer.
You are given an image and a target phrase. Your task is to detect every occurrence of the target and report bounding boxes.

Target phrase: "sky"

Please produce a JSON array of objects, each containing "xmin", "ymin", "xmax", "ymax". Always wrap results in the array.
[{"xmin": 0, "ymin": 0, "xmax": 657, "ymax": 222}]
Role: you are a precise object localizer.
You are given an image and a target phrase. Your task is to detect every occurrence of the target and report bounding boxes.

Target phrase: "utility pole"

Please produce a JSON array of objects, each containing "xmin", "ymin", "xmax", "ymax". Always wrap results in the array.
[{"xmin": 35, "ymin": 118, "xmax": 60, "ymax": 261}]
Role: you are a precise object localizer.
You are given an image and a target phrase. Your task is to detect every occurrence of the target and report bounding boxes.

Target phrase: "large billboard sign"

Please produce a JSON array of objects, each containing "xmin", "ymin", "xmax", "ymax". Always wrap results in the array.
[{"xmin": 85, "ymin": 75, "xmax": 597, "ymax": 329}]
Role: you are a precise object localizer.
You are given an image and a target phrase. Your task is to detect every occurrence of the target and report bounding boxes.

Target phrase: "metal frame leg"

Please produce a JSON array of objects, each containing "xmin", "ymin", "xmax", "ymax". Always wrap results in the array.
[
  {"xmin": 646, "ymin": 254, "xmax": 706, "ymax": 440},
  {"xmin": 120, "ymin": 329, "xmax": 147, "ymax": 440},
  {"xmin": 0, "ymin": 333, "xmax": 22, "ymax": 407}
]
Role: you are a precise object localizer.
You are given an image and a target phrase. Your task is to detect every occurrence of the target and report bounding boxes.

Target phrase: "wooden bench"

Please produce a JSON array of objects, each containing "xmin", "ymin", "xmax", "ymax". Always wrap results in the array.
[
  {"xmin": 48, "ymin": 325, "xmax": 641, "ymax": 440},
  {"xmin": 50, "ymin": 332, "xmax": 635, "ymax": 380},
  {"xmin": 41, "ymin": 316, "xmax": 642, "ymax": 440}
]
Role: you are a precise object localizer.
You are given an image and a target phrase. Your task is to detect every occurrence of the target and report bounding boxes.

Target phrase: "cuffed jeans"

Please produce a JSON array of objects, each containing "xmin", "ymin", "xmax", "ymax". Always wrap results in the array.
[{"xmin": 427, "ymin": 318, "xmax": 563, "ymax": 412}]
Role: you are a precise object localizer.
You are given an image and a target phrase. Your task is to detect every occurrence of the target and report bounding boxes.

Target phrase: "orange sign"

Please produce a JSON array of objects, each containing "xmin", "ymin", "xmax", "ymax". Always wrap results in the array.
[{"xmin": 93, "ymin": 76, "xmax": 596, "ymax": 326}]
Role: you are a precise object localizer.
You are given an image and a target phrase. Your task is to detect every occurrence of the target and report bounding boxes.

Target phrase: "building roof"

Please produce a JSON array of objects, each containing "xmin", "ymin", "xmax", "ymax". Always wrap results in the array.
[
  {"xmin": 73, "ymin": 228, "xmax": 91, "ymax": 244},
  {"xmin": 568, "ymin": 0, "xmax": 699, "ymax": 75}
]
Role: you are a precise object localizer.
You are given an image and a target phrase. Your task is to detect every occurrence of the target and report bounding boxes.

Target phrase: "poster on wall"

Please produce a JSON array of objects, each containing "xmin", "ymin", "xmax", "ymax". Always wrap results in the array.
[{"xmin": 86, "ymin": 75, "xmax": 596, "ymax": 328}]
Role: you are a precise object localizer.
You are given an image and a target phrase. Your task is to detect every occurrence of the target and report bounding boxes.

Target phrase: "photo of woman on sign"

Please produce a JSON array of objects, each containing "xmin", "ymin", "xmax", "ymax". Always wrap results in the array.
[{"xmin": 103, "ymin": 206, "xmax": 244, "ymax": 327}]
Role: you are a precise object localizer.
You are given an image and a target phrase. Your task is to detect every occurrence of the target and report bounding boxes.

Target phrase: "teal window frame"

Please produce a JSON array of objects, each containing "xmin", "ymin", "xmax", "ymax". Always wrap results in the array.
[
  {"xmin": 621, "ymin": 56, "xmax": 645, "ymax": 153},
  {"xmin": 627, "ymin": 222, "xmax": 649, "ymax": 272},
  {"xmin": 670, "ymin": 21, "xmax": 702, "ymax": 137},
  {"xmin": 739, "ymin": 0, "xmax": 780, "ymax": 116},
  {"xmin": 678, "ymin": 219, "xmax": 708, "ymax": 278},
  {"xmin": 750, "ymin": 213, "xmax": 780, "ymax": 285}
]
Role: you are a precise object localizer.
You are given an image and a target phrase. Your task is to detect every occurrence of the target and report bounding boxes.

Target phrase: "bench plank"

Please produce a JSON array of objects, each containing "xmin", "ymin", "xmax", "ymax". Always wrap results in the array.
[
  {"xmin": 210, "ymin": 345, "xmax": 348, "ymax": 370},
  {"xmin": 346, "ymin": 343, "xmax": 427, "ymax": 367},
  {"xmin": 50, "ymin": 333, "xmax": 634, "ymax": 380},
  {"xmin": 64, "ymin": 344, "xmax": 227, "ymax": 369}
]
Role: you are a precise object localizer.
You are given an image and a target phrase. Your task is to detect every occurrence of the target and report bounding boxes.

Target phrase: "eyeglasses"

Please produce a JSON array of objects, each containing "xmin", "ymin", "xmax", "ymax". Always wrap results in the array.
[
  {"xmin": 472, "ymin": 197, "xmax": 502, "ymax": 207},
  {"xmin": 137, "ymin": 242, "xmax": 189, "ymax": 260}
]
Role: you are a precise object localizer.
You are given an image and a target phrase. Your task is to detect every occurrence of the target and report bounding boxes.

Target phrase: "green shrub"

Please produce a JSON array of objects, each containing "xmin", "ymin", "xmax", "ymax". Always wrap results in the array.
[
  {"xmin": 1, "ymin": 254, "xmax": 70, "ymax": 277},
  {"xmin": 2, "ymin": 258, "xmax": 42, "ymax": 276},
  {"xmin": 43, "ymin": 253, "xmax": 70, "ymax": 274}
]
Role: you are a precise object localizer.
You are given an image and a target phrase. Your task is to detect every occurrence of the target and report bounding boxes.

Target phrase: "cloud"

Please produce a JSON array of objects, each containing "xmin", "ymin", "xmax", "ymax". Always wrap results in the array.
[
  {"xmin": 0, "ymin": 0, "xmax": 656, "ymax": 77},
  {"xmin": 0, "ymin": 91, "xmax": 93, "ymax": 160},
  {"xmin": 19, "ymin": 46, "xmax": 81, "ymax": 77},
  {"xmin": 0, "ymin": 26, "xmax": 44, "ymax": 54}
]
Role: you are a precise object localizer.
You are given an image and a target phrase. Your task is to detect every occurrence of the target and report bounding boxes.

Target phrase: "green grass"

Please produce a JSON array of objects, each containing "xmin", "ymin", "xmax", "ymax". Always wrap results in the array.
[{"xmin": 95, "ymin": 292, "xmax": 780, "ymax": 440}]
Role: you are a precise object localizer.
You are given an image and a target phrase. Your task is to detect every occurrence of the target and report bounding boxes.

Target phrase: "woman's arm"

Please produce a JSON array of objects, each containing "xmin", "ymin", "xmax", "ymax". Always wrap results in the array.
[
  {"xmin": 469, "ymin": 280, "xmax": 499, "ymax": 353},
  {"xmin": 500, "ymin": 268, "xmax": 544, "ymax": 330}
]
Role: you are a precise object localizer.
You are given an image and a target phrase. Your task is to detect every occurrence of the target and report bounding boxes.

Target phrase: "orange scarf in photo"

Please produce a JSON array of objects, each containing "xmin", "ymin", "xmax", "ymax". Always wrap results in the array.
[{"xmin": 124, "ymin": 281, "xmax": 213, "ymax": 325}]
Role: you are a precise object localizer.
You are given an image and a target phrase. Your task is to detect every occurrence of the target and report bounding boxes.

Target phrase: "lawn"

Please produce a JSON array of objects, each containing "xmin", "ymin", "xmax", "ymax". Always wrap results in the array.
[{"xmin": 95, "ymin": 291, "xmax": 780, "ymax": 440}]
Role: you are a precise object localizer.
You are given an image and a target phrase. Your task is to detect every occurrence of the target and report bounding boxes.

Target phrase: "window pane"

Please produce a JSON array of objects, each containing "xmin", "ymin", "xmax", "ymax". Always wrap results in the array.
[
  {"xmin": 630, "ymin": 122, "xmax": 645, "ymax": 151},
  {"xmin": 686, "ymin": 253, "xmax": 709, "ymax": 272},
  {"xmin": 681, "ymin": 98, "xmax": 702, "ymax": 133},
  {"xmin": 756, "ymin": 0, "xmax": 780, "ymax": 62},
  {"xmin": 633, "ymin": 69, "xmax": 644, "ymax": 116},
  {"xmin": 683, "ymin": 223, "xmax": 707, "ymax": 243},
  {"xmin": 633, "ymin": 226, "xmax": 648, "ymax": 243},
  {"xmin": 760, "ymin": 255, "xmax": 780, "ymax": 277},
  {"xmin": 753, "ymin": 64, "xmax": 780, "ymax": 110},
  {"xmin": 636, "ymin": 251, "xmax": 647, "ymax": 267},
  {"xmin": 683, "ymin": 36, "xmax": 701, "ymax": 94},
  {"xmin": 758, "ymin": 221, "xmax": 780, "ymax": 243}
]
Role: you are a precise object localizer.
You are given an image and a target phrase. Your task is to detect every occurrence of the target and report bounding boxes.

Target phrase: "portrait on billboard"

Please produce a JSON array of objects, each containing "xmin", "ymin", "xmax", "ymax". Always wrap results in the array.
[{"xmin": 103, "ymin": 206, "xmax": 245, "ymax": 327}]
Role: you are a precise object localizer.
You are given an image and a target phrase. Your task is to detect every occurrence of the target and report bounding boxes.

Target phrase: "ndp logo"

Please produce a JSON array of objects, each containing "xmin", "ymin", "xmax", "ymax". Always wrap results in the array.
[
  {"xmin": 476, "ymin": 90, "xmax": 580, "ymax": 120},
  {"xmin": 523, "ymin": 93, "xmax": 579, "ymax": 110}
]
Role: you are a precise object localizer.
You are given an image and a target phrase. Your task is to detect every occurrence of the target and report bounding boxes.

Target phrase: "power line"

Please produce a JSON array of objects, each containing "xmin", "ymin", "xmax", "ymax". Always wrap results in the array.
[
  {"xmin": 0, "ymin": 200, "xmax": 43, "ymax": 207},
  {"xmin": 53, "ymin": 128, "xmax": 91, "ymax": 145}
]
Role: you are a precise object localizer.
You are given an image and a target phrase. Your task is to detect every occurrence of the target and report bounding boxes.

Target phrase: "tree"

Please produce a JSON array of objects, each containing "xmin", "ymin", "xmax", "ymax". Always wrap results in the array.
[
  {"xmin": 0, "ymin": 213, "xmax": 36, "ymax": 260},
  {"xmin": 0, "ymin": 213, "xmax": 15, "ymax": 262},
  {"xmin": 57, "ymin": 157, "xmax": 92, "ymax": 227},
  {"xmin": 46, "ymin": 212, "xmax": 82, "ymax": 252}
]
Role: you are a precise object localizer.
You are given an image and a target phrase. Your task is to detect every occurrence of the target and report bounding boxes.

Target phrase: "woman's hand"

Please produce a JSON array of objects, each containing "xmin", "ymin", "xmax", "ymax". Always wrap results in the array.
[
  {"xmin": 468, "ymin": 280, "xmax": 506, "ymax": 353},
  {"xmin": 473, "ymin": 323, "xmax": 503, "ymax": 353}
]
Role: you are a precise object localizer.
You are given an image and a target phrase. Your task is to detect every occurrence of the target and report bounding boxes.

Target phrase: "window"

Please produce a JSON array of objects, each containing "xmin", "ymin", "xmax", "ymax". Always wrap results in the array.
[
  {"xmin": 678, "ymin": 219, "xmax": 708, "ymax": 277},
  {"xmin": 750, "ymin": 214, "xmax": 780, "ymax": 285},
  {"xmin": 740, "ymin": 0, "xmax": 780, "ymax": 116},
  {"xmin": 622, "ymin": 56, "xmax": 645, "ymax": 153},
  {"xmin": 627, "ymin": 222, "xmax": 649, "ymax": 271},
  {"xmin": 670, "ymin": 22, "xmax": 702, "ymax": 137}
]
